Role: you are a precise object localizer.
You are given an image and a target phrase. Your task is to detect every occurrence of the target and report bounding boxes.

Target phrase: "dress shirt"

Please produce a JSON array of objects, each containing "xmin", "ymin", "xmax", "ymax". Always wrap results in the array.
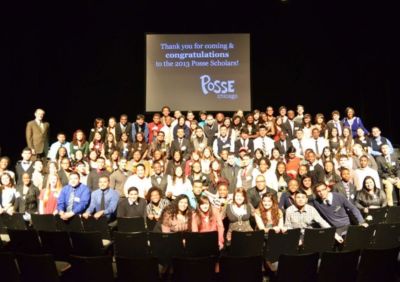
[
  {"xmin": 285, "ymin": 204, "xmax": 330, "ymax": 229},
  {"xmin": 86, "ymin": 188, "xmax": 119, "ymax": 218},
  {"xmin": 57, "ymin": 183, "xmax": 91, "ymax": 214}
]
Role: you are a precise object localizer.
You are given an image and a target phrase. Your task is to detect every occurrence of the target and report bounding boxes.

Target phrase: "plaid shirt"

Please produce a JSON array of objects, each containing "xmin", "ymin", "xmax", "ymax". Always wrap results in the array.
[{"xmin": 285, "ymin": 204, "xmax": 330, "ymax": 230}]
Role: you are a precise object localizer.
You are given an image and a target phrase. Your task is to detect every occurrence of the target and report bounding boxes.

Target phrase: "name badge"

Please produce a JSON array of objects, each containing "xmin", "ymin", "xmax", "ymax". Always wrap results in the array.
[
  {"xmin": 334, "ymin": 206, "xmax": 341, "ymax": 212},
  {"xmin": 74, "ymin": 197, "xmax": 80, "ymax": 203},
  {"xmin": 181, "ymin": 146, "xmax": 187, "ymax": 151}
]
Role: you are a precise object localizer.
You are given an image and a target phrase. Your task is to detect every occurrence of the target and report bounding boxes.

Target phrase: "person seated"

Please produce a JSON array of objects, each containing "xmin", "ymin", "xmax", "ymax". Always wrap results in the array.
[
  {"xmin": 376, "ymin": 144, "xmax": 400, "ymax": 206},
  {"xmin": 285, "ymin": 190, "xmax": 344, "ymax": 243},
  {"xmin": 0, "ymin": 173, "xmax": 17, "ymax": 215},
  {"xmin": 160, "ymin": 194, "xmax": 193, "ymax": 232},
  {"xmin": 15, "ymin": 173, "xmax": 40, "ymax": 216},
  {"xmin": 83, "ymin": 176, "xmax": 119, "ymax": 222},
  {"xmin": 57, "ymin": 172, "xmax": 91, "ymax": 220},
  {"xmin": 192, "ymin": 195, "xmax": 224, "ymax": 249},
  {"xmin": 117, "ymin": 186, "xmax": 147, "ymax": 218},
  {"xmin": 247, "ymin": 175, "xmax": 277, "ymax": 209},
  {"xmin": 279, "ymin": 179, "xmax": 299, "ymax": 210},
  {"xmin": 146, "ymin": 187, "xmax": 170, "ymax": 222},
  {"xmin": 222, "ymin": 188, "xmax": 254, "ymax": 241},
  {"xmin": 254, "ymin": 193, "xmax": 285, "ymax": 233},
  {"xmin": 355, "ymin": 176, "xmax": 387, "ymax": 217}
]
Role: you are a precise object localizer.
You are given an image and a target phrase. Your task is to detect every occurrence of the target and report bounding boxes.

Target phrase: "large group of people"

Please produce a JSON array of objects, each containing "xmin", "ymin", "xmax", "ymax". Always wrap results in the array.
[{"xmin": 0, "ymin": 105, "xmax": 399, "ymax": 247}]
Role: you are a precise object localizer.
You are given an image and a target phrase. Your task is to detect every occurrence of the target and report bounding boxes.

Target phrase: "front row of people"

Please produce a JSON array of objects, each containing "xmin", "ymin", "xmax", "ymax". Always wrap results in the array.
[{"xmin": 0, "ymin": 169, "xmax": 376, "ymax": 251}]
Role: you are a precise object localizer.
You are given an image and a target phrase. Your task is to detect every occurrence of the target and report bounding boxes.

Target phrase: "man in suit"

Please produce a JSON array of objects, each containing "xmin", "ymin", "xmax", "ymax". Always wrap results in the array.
[
  {"xmin": 326, "ymin": 110, "xmax": 344, "ymax": 137},
  {"xmin": 234, "ymin": 128, "xmax": 254, "ymax": 157},
  {"xmin": 213, "ymin": 125, "xmax": 234, "ymax": 159},
  {"xmin": 221, "ymin": 153, "xmax": 240, "ymax": 193},
  {"xmin": 282, "ymin": 110, "xmax": 301, "ymax": 141},
  {"xmin": 306, "ymin": 151, "xmax": 325, "ymax": 184},
  {"xmin": 253, "ymin": 125, "xmax": 275, "ymax": 157},
  {"xmin": 291, "ymin": 129, "xmax": 309, "ymax": 159},
  {"xmin": 131, "ymin": 114, "xmax": 149, "ymax": 143},
  {"xmin": 15, "ymin": 147, "xmax": 34, "ymax": 185},
  {"xmin": 169, "ymin": 127, "xmax": 193, "ymax": 161},
  {"xmin": 274, "ymin": 131, "xmax": 293, "ymax": 156},
  {"xmin": 203, "ymin": 114, "xmax": 219, "ymax": 147},
  {"xmin": 25, "ymin": 108, "xmax": 50, "ymax": 160},
  {"xmin": 376, "ymin": 144, "xmax": 400, "ymax": 206},
  {"xmin": 247, "ymin": 175, "xmax": 277, "ymax": 209},
  {"xmin": 150, "ymin": 161, "xmax": 168, "ymax": 194},
  {"xmin": 109, "ymin": 158, "xmax": 132, "ymax": 198},
  {"xmin": 309, "ymin": 128, "xmax": 328, "ymax": 158},
  {"xmin": 115, "ymin": 114, "xmax": 132, "ymax": 142},
  {"xmin": 332, "ymin": 168, "xmax": 357, "ymax": 204}
]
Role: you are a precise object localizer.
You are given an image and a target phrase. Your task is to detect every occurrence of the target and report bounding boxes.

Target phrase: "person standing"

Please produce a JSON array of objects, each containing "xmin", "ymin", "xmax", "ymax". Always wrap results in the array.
[{"xmin": 26, "ymin": 108, "xmax": 50, "ymax": 160}]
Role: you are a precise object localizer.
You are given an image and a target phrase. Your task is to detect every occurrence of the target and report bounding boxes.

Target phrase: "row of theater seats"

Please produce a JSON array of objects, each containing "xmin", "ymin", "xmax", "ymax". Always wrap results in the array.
[{"xmin": 0, "ymin": 210, "xmax": 399, "ymax": 282}]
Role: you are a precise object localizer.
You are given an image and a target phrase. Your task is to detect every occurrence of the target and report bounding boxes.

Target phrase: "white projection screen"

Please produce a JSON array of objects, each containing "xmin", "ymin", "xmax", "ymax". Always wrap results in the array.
[{"xmin": 146, "ymin": 34, "xmax": 251, "ymax": 112}]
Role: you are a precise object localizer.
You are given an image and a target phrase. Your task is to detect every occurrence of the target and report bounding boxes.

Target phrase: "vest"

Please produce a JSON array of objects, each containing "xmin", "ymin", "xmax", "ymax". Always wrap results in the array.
[
  {"xmin": 217, "ymin": 137, "xmax": 231, "ymax": 154},
  {"xmin": 371, "ymin": 137, "xmax": 388, "ymax": 153}
]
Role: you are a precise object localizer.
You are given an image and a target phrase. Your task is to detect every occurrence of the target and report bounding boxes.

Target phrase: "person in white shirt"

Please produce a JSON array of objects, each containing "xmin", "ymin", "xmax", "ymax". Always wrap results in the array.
[
  {"xmin": 291, "ymin": 129, "xmax": 310, "ymax": 159},
  {"xmin": 123, "ymin": 164, "xmax": 152, "ymax": 198},
  {"xmin": 213, "ymin": 125, "xmax": 234, "ymax": 159},
  {"xmin": 253, "ymin": 125, "xmax": 275, "ymax": 158},
  {"xmin": 160, "ymin": 116, "xmax": 174, "ymax": 146},
  {"xmin": 47, "ymin": 132, "xmax": 71, "ymax": 161},
  {"xmin": 166, "ymin": 166, "xmax": 192, "ymax": 200},
  {"xmin": 310, "ymin": 128, "xmax": 328, "ymax": 158},
  {"xmin": 353, "ymin": 155, "xmax": 381, "ymax": 191}
]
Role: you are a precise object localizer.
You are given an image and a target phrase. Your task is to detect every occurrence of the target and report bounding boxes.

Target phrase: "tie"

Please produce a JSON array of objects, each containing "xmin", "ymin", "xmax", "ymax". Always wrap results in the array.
[
  {"xmin": 324, "ymin": 199, "xmax": 330, "ymax": 206},
  {"xmin": 315, "ymin": 140, "xmax": 319, "ymax": 155},
  {"xmin": 281, "ymin": 141, "xmax": 286, "ymax": 152},
  {"xmin": 100, "ymin": 190, "xmax": 106, "ymax": 210},
  {"xmin": 299, "ymin": 140, "xmax": 304, "ymax": 156},
  {"xmin": 386, "ymin": 155, "xmax": 390, "ymax": 163},
  {"xmin": 179, "ymin": 139, "xmax": 183, "ymax": 147},
  {"xmin": 262, "ymin": 138, "xmax": 266, "ymax": 154},
  {"xmin": 67, "ymin": 188, "xmax": 75, "ymax": 212}
]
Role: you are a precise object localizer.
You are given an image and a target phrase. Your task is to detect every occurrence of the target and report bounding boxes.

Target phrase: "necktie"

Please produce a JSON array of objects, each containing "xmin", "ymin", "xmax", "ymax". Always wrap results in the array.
[
  {"xmin": 386, "ymin": 155, "xmax": 390, "ymax": 163},
  {"xmin": 262, "ymin": 138, "xmax": 266, "ymax": 154},
  {"xmin": 179, "ymin": 139, "xmax": 183, "ymax": 147},
  {"xmin": 100, "ymin": 190, "xmax": 105, "ymax": 210},
  {"xmin": 324, "ymin": 199, "xmax": 330, "ymax": 206},
  {"xmin": 299, "ymin": 140, "xmax": 304, "ymax": 156},
  {"xmin": 67, "ymin": 188, "xmax": 75, "ymax": 212},
  {"xmin": 281, "ymin": 141, "xmax": 286, "ymax": 152},
  {"xmin": 315, "ymin": 140, "xmax": 319, "ymax": 155}
]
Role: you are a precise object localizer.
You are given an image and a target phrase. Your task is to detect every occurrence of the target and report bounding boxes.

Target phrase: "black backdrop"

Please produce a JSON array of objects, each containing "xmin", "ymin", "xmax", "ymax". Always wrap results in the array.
[{"xmin": 2, "ymin": 0, "xmax": 398, "ymax": 163}]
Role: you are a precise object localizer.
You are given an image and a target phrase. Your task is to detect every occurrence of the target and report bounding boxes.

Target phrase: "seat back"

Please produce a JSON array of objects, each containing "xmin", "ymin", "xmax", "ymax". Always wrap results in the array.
[
  {"xmin": 277, "ymin": 252, "xmax": 319, "ymax": 282},
  {"xmin": 70, "ymin": 255, "xmax": 114, "ymax": 282},
  {"xmin": 357, "ymin": 247, "xmax": 400, "ymax": 282},
  {"xmin": 342, "ymin": 225, "xmax": 375, "ymax": 251},
  {"xmin": 230, "ymin": 230, "xmax": 264, "ymax": 257},
  {"xmin": 149, "ymin": 232, "xmax": 184, "ymax": 265},
  {"xmin": 55, "ymin": 215, "xmax": 83, "ymax": 232},
  {"xmin": 365, "ymin": 207, "xmax": 387, "ymax": 224},
  {"xmin": 116, "ymin": 256, "xmax": 160, "ymax": 282},
  {"xmin": 70, "ymin": 231, "xmax": 105, "ymax": 256},
  {"xmin": 31, "ymin": 214, "xmax": 58, "ymax": 232},
  {"xmin": 117, "ymin": 217, "xmax": 146, "ymax": 232},
  {"xmin": 114, "ymin": 231, "xmax": 150, "ymax": 258},
  {"xmin": 386, "ymin": 206, "xmax": 400, "ymax": 224},
  {"xmin": 39, "ymin": 230, "xmax": 72, "ymax": 261},
  {"xmin": 264, "ymin": 228, "xmax": 301, "ymax": 262},
  {"xmin": 16, "ymin": 253, "xmax": 60, "ymax": 282},
  {"xmin": 0, "ymin": 252, "xmax": 20, "ymax": 282},
  {"xmin": 301, "ymin": 228, "xmax": 336, "ymax": 254},
  {"xmin": 172, "ymin": 256, "xmax": 217, "ymax": 282},
  {"xmin": 370, "ymin": 223, "xmax": 400, "ymax": 249},
  {"xmin": 318, "ymin": 250, "xmax": 360, "ymax": 282},
  {"xmin": 81, "ymin": 216, "xmax": 111, "ymax": 240},
  {"xmin": 8, "ymin": 229, "xmax": 42, "ymax": 254},
  {"xmin": 219, "ymin": 256, "xmax": 263, "ymax": 282},
  {"xmin": 183, "ymin": 231, "xmax": 219, "ymax": 257},
  {"xmin": 1, "ymin": 213, "xmax": 27, "ymax": 230}
]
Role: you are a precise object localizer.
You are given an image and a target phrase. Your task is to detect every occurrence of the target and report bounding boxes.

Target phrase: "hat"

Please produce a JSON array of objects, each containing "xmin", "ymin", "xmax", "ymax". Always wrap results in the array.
[{"xmin": 239, "ymin": 147, "xmax": 248, "ymax": 153}]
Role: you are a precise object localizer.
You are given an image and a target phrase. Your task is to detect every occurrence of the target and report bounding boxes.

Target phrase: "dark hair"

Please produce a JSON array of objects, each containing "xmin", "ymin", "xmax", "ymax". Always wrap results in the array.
[
  {"xmin": 160, "ymin": 194, "xmax": 192, "ymax": 231},
  {"xmin": 233, "ymin": 187, "xmax": 248, "ymax": 206},
  {"xmin": 146, "ymin": 187, "xmax": 163, "ymax": 202},
  {"xmin": 127, "ymin": 186, "xmax": 139, "ymax": 194},
  {"xmin": 195, "ymin": 196, "xmax": 215, "ymax": 230}
]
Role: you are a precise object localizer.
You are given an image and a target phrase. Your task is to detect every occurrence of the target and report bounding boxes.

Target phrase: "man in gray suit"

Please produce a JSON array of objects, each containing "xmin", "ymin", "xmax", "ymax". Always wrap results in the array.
[{"xmin": 25, "ymin": 108, "xmax": 50, "ymax": 160}]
